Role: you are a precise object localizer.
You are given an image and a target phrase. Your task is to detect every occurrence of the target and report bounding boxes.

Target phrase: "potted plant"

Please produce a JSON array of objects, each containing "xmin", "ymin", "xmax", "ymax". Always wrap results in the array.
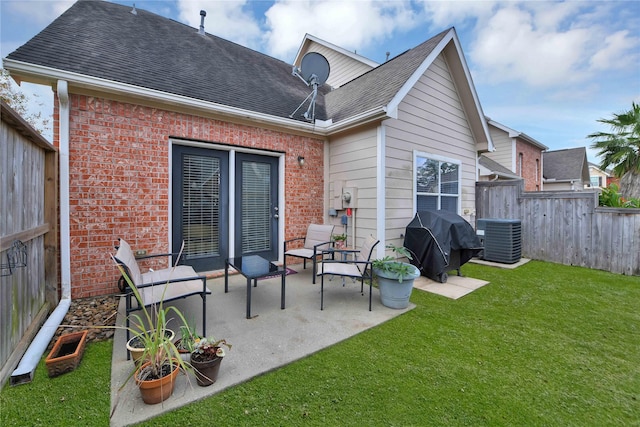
[
  {"xmin": 190, "ymin": 336, "xmax": 231, "ymax": 387},
  {"xmin": 126, "ymin": 328, "xmax": 175, "ymax": 365},
  {"xmin": 332, "ymin": 233, "xmax": 347, "ymax": 249},
  {"xmin": 112, "ymin": 256, "xmax": 192, "ymax": 405},
  {"xmin": 174, "ymin": 323, "xmax": 200, "ymax": 361},
  {"xmin": 372, "ymin": 244, "xmax": 420, "ymax": 309}
]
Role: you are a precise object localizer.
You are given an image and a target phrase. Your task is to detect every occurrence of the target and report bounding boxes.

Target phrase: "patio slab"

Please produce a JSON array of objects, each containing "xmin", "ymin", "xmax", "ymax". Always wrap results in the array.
[
  {"xmin": 109, "ymin": 264, "xmax": 413, "ymax": 426},
  {"xmin": 413, "ymin": 274, "xmax": 490, "ymax": 299}
]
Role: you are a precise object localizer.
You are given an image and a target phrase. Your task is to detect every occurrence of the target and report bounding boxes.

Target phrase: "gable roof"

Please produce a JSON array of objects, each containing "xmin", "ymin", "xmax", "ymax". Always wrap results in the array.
[
  {"xmin": 479, "ymin": 154, "xmax": 521, "ymax": 179},
  {"xmin": 543, "ymin": 147, "xmax": 590, "ymax": 182},
  {"xmin": 294, "ymin": 33, "xmax": 379, "ymax": 69},
  {"xmin": 4, "ymin": 0, "xmax": 491, "ymax": 146},
  {"xmin": 5, "ymin": 0, "xmax": 329, "ymax": 123},
  {"xmin": 486, "ymin": 117, "xmax": 548, "ymax": 150}
]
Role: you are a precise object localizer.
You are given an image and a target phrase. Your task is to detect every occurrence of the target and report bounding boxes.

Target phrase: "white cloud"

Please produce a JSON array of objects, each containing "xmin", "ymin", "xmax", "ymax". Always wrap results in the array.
[
  {"xmin": 589, "ymin": 30, "xmax": 640, "ymax": 71},
  {"xmin": 3, "ymin": 0, "xmax": 73, "ymax": 26},
  {"xmin": 467, "ymin": 2, "xmax": 640, "ymax": 89},
  {"xmin": 418, "ymin": 0, "xmax": 498, "ymax": 28},
  {"xmin": 176, "ymin": 0, "xmax": 262, "ymax": 50},
  {"xmin": 263, "ymin": 0, "xmax": 418, "ymax": 60}
]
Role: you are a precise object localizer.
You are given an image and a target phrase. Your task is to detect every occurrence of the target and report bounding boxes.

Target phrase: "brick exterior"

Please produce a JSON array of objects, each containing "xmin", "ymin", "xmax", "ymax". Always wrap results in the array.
[
  {"xmin": 515, "ymin": 139, "xmax": 543, "ymax": 191},
  {"xmin": 54, "ymin": 94, "xmax": 324, "ymax": 298}
]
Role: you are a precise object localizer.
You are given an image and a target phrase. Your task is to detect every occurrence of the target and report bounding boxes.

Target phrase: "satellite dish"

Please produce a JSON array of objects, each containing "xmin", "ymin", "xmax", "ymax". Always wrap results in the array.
[
  {"xmin": 290, "ymin": 52, "xmax": 331, "ymax": 121},
  {"xmin": 300, "ymin": 52, "xmax": 330, "ymax": 86}
]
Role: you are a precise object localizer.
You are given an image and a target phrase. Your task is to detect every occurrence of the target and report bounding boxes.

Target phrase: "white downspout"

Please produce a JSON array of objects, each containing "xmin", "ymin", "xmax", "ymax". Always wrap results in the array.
[{"xmin": 11, "ymin": 80, "xmax": 71, "ymax": 384}]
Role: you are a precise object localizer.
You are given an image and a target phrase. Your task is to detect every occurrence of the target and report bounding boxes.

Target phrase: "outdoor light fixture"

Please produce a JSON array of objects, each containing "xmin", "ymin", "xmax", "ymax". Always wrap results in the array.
[{"xmin": 297, "ymin": 156, "xmax": 305, "ymax": 166}]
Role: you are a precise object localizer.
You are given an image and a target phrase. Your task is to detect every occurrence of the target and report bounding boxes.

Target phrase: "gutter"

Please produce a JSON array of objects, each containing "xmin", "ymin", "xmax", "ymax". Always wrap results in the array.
[
  {"xmin": 4, "ymin": 59, "xmax": 392, "ymax": 137},
  {"xmin": 10, "ymin": 80, "xmax": 72, "ymax": 385}
]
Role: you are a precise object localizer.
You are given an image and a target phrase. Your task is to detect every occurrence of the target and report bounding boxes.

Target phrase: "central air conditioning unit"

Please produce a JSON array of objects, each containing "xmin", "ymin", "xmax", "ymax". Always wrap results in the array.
[{"xmin": 476, "ymin": 218, "xmax": 522, "ymax": 264}]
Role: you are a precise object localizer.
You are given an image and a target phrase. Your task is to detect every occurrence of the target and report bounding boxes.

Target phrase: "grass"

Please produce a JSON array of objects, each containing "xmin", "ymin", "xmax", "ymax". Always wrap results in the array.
[{"xmin": 2, "ymin": 261, "xmax": 639, "ymax": 426}]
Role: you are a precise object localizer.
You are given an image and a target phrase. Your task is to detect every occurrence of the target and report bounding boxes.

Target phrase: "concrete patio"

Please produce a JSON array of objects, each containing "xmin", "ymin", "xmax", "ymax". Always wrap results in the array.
[{"xmin": 109, "ymin": 263, "xmax": 414, "ymax": 426}]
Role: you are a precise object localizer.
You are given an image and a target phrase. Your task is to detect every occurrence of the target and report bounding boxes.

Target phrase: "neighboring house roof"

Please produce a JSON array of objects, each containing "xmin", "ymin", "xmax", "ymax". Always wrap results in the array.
[
  {"xmin": 588, "ymin": 162, "xmax": 611, "ymax": 176},
  {"xmin": 4, "ymin": 0, "xmax": 492, "ymax": 149},
  {"xmin": 485, "ymin": 117, "xmax": 548, "ymax": 150},
  {"xmin": 478, "ymin": 155, "xmax": 521, "ymax": 179},
  {"xmin": 543, "ymin": 147, "xmax": 590, "ymax": 183}
]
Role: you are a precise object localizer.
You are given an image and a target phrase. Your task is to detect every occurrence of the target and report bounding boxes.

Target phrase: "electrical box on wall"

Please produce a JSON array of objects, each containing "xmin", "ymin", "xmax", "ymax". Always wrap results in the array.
[{"xmin": 342, "ymin": 187, "xmax": 358, "ymax": 208}]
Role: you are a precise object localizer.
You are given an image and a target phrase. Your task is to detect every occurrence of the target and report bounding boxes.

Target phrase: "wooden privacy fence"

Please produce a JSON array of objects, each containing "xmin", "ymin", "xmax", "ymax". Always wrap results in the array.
[
  {"xmin": 0, "ymin": 100, "xmax": 58, "ymax": 387},
  {"xmin": 476, "ymin": 180, "xmax": 640, "ymax": 276}
]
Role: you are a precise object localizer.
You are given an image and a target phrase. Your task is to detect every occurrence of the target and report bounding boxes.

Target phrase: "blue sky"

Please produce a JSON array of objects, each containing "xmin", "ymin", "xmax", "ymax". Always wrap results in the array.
[{"xmin": 2, "ymin": 0, "xmax": 639, "ymax": 163}]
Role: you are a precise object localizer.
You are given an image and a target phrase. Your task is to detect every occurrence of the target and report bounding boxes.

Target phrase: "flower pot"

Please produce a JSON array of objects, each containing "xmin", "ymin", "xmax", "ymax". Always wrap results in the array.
[
  {"xmin": 126, "ymin": 329, "xmax": 175, "ymax": 364},
  {"xmin": 374, "ymin": 263, "xmax": 420, "ymax": 309},
  {"xmin": 190, "ymin": 355, "xmax": 223, "ymax": 387},
  {"xmin": 173, "ymin": 338, "xmax": 192, "ymax": 362},
  {"xmin": 135, "ymin": 359, "xmax": 181, "ymax": 404},
  {"xmin": 45, "ymin": 330, "xmax": 88, "ymax": 378}
]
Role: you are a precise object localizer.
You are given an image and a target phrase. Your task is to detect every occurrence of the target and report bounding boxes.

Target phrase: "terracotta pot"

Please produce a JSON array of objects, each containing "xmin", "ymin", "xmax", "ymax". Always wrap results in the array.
[
  {"xmin": 190, "ymin": 355, "xmax": 223, "ymax": 387},
  {"xmin": 45, "ymin": 330, "xmax": 88, "ymax": 378},
  {"xmin": 134, "ymin": 359, "xmax": 181, "ymax": 404}
]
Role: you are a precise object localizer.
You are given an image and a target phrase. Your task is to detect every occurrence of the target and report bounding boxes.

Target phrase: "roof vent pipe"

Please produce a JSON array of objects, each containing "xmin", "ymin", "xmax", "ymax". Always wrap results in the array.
[
  {"xmin": 131, "ymin": 3, "xmax": 137, "ymax": 15},
  {"xmin": 199, "ymin": 10, "xmax": 206, "ymax": 35}
]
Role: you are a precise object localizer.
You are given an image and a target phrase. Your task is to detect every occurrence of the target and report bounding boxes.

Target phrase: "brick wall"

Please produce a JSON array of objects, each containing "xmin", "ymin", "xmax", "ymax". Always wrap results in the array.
[
  {"xmin": 55, "ymin": 94, "xmax": 324, "ymax": 298},
  {"xmin": 515, "ymin": 139, "xmax": 543, "ymax": 191}
]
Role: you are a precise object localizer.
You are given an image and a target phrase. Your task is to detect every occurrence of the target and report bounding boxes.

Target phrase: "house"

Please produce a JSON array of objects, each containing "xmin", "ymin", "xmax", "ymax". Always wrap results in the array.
[
  {"xmin": 543, "ymin": 147, "xmax": 591, "ymax": 191},
  {"xmin": 3, "ymin": 0, "xmax": 493, "ymax": 298},
  {"xmin": 588, "ymin": 162, "xmax": 611, "ymax": 188},
  {"xmin": 479, "ymin": 118, "xmax": 547, "ymax": 191}
]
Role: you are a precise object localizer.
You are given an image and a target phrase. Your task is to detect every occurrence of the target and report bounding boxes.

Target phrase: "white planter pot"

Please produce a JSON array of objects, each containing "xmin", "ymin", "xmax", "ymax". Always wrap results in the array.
[{"xmin": 374, "ymin": 263, "xmax": 420, "ymax": 309}]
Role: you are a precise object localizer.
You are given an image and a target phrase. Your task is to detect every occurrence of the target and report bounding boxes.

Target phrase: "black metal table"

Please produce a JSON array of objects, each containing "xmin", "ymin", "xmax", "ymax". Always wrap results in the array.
[{"xmin": 225, "ymin": 255, "xmax": 286, "ymax": 319}]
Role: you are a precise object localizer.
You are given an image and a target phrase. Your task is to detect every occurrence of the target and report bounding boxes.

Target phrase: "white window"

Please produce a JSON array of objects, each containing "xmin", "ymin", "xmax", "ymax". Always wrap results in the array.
[{"xmin": 415, "ymin": 152, "xmax": 460, "ymax": 214}]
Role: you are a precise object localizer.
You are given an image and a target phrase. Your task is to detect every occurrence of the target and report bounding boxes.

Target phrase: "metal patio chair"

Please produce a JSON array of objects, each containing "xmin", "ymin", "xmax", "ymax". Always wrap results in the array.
[
  {"xmin": 317, "ymin": 235, "xmax": 380, "ymax": 311},
  {"xmin": 283, "ymin": 224, "xmax": 335, "ymax": 284}
]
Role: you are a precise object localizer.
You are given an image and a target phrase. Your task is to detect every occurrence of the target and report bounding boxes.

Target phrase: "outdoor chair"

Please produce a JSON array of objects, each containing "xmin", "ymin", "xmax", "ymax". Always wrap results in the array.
[
  {"xmin": 283, "ymin": 224, "xmax": 335, "ymax": 284},
  {"xmin": 317, "ymin": 235, "xmax": 380, "ymax": 311},
  {"xmin": 113, "ymin": 238, "xmax": 211, "ymax": 357}
]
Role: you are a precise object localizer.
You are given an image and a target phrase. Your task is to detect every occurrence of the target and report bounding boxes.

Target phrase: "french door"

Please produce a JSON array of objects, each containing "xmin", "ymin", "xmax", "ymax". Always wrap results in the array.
[
  {"xmin": 234, "ymin": 153, "xmax": 279, "ymax": 260},
  {"xmin": 172, "ymin": 145, "xmax": 280, "ymax": 271},
  {"xmin": 172, "ymin": 145, "xmax": 229, "ymax": 271}
]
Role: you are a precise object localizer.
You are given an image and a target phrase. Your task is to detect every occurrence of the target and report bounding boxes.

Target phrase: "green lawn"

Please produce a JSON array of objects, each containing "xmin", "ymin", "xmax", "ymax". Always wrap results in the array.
[{"xmin": 2, "ymin": 261, "xmax": 639, "ymax": 426}]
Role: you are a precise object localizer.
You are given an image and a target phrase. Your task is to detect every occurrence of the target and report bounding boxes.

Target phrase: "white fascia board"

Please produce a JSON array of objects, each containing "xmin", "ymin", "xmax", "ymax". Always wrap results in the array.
[
  {"xmin": 449, "ymin": 31, "xmax": 494, "ymax": 153},
  {"xmin": 294, "ymin": 34, "xmax": 379, "ymax": 68},
  {"xmin": 4, "ymin": 59, "xmax": 321, "ymax": 134},
  {"xmin": 385, "ymin": 31, "xmax": 452, "ymax": 116},
  {"xmin": 5, "ymin": 59, "xmax": 391, "ymax": 137},
  {"xmin": 486, "ymin": 117, "xmax": 547, "ymax": 150}
]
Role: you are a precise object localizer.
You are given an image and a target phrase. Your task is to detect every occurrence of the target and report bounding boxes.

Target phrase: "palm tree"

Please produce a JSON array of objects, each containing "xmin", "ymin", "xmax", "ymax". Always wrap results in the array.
[{"xmin": 588, "ymin": 102, "xmax": 640, "ymax": 199}]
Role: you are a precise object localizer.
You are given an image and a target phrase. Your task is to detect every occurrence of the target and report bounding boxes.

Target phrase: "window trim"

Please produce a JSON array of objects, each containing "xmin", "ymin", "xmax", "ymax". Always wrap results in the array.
[{"xmin": 413, "ymin": 151, "xmax": 462, "ymax": 215}]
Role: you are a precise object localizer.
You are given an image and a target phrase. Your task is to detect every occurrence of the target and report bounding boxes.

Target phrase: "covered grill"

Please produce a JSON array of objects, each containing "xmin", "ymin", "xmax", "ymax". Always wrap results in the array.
[{"xmin": 403, "ymin": 210, "xmax": 482, "ymax": 283}]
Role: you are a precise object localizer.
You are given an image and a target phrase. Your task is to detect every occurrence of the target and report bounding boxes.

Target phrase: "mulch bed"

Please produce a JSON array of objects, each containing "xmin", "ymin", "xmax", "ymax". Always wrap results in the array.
[{"xmin": 47, "ymin": 294, "xmax": 120, "ymax": 351}]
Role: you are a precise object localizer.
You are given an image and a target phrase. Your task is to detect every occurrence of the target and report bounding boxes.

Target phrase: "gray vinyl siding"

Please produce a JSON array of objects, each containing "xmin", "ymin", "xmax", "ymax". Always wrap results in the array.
[
  {"xmin": 326, "ymin": 125, "xmax": 378, "ymax": 248},
  {"xmin": 306, "ymin": 41, "xmax": 374, "ymax": 88},
  {"xmin": 486, "ymin": 125, "xmax": 514, "ymax": 172},
  {"xmin": 383, "ymin": 53, "xmax": 478, "ymax": 246}
]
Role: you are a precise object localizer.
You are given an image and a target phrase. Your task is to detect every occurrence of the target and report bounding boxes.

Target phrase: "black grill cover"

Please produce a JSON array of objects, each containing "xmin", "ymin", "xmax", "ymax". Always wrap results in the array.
[{"xmin": 403, "ymin": 210, "xmax": 482, "ymax": 282}]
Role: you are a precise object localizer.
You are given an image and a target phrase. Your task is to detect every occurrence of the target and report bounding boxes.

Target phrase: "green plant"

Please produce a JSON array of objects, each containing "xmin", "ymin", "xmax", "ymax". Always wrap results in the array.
[
  {"xmin": 191, "ymin": 337, "xmax": 232, "ymax": 361},
  {"xmin": 332, "ymin": 233, "xmax": 347, "ymax": 242},
  {"xmin": 599, "ymin": 183, "xmax": 640, "ymax": 207},
  {"xmin": 111, "ymin": 254, "xmax": 192, "ymax": 384},
  {"xmin": 372, "ymin": 244, "xmax": 415, "ymax": 283},
  {"xmin": 175, "ymin": 323, "xmax": 201, "ymax": 353}
]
